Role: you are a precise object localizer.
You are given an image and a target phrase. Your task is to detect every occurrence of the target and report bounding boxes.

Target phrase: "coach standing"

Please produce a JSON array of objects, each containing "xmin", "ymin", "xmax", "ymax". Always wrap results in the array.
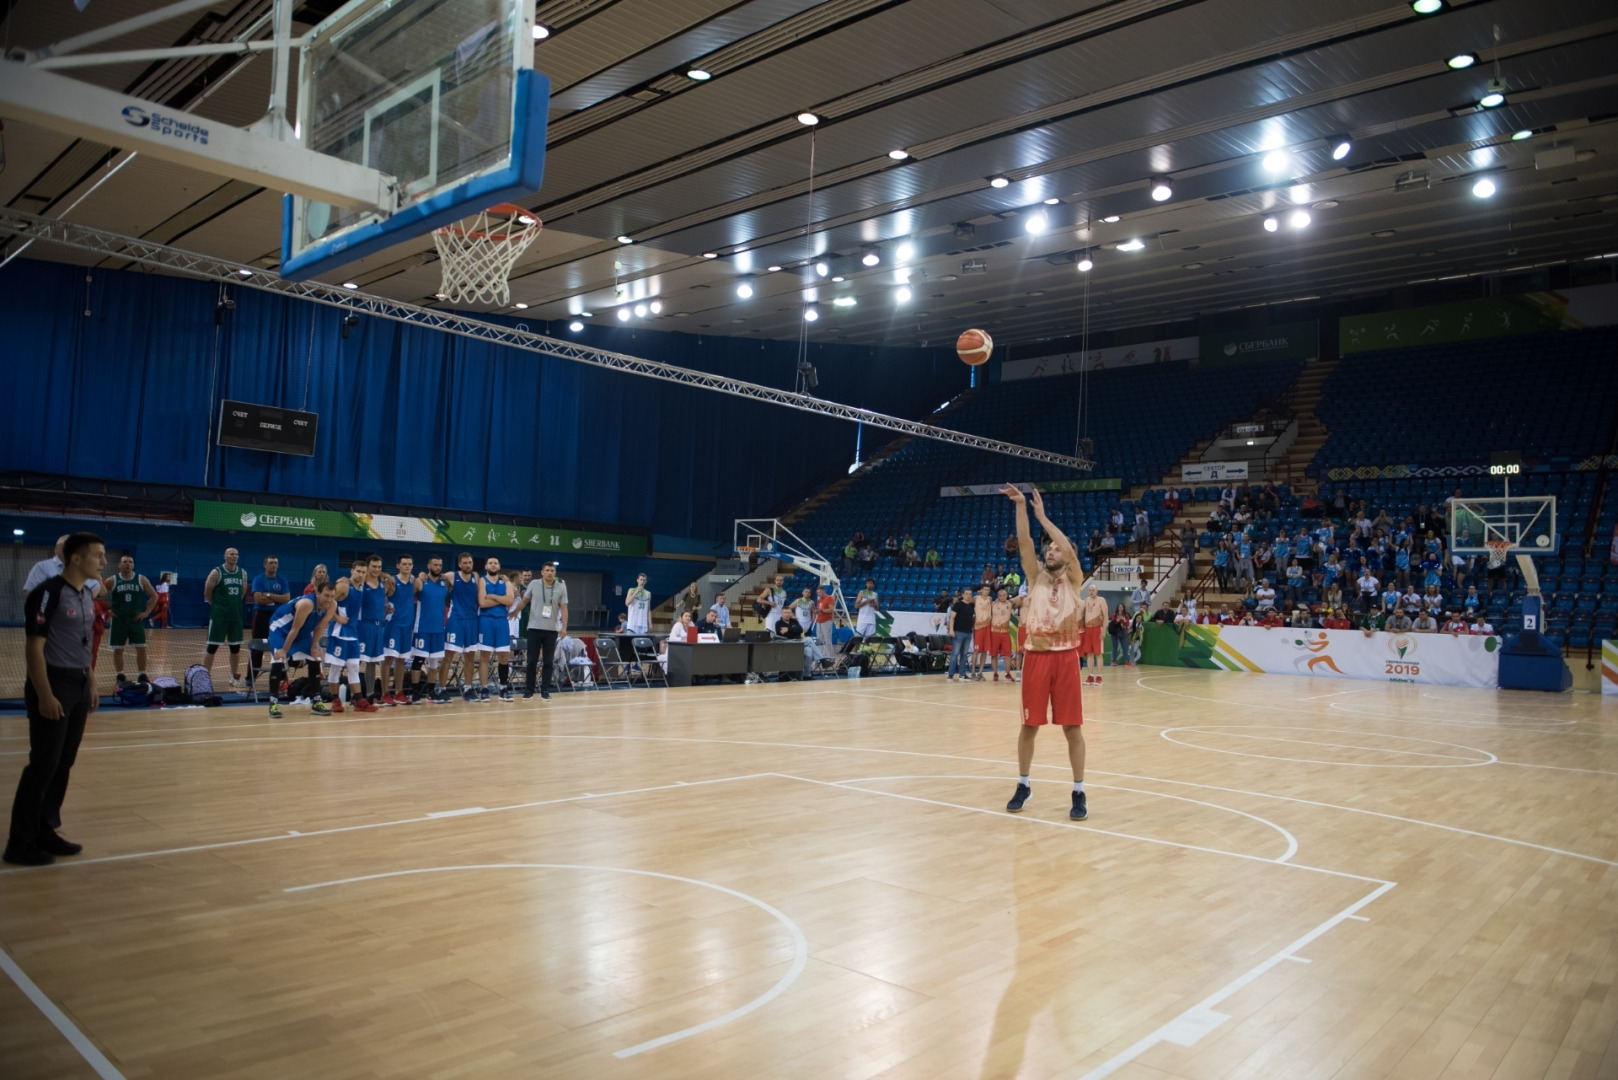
[
  {"xmin": 4, "ymin": 532, "xmax": 105, "ymax": 867},
  {"xmin": 517, "ymin": 562, "xmax": 568, "ymax": 701}
]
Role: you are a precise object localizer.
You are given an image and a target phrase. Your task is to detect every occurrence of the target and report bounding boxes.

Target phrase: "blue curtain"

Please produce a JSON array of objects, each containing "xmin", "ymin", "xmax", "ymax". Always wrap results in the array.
[{"xmin": 1, "ymin": 259, "xmax": 964, "ymax": 538}]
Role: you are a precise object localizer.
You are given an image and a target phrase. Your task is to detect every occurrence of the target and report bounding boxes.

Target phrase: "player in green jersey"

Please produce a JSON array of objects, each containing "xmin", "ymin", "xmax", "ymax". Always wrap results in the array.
[{"xmin": 102, "ymin": 553, "xmax": 156, "ymax": 685}]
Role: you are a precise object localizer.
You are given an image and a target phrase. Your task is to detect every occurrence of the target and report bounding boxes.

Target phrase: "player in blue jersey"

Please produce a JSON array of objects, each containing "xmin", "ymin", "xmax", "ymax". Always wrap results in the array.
[
  {"xmin": 357, "ymin": 554, "xmax": 391, "ymax": 705},
  {"xmin": 446, "ymin": 552, "xmax": 481, "ymax": 696},
  {"xmin": 267, "ymin": 581, "xmax": 337, "ymax": 718},
  {"xmin": 323, "ymin": 557, "xmax": 374, "ymax": 712},
  {"xmin": 475, "ymin": 555, "xmax": 516, "ymax": 702},
  {"xmin": 381, "ymin": 554, "xmax": 420, "ymax": 707},
  {"xmin": 413, "ymin": 555, "xmax": 451, "ymax": 703}
]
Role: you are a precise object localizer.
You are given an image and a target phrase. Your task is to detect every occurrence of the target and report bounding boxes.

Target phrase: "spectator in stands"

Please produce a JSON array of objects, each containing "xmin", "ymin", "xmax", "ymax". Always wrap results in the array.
[
  {"xmin": 1107, "ymin": 602, "xmax": 1130, "ymax": 668},
  {"xmin": 858, "ymin": 543, "xmax": 877, "ymax": 575},
  {"xmin": 1393, "ymin": 537, "xmax": 1412, "ymax": 588},
  {"xmin": 1422, "ymin": 585, "xmax": 1445, "ymax": 618},
  {"xmin": 1163, "ymin": 488, "xmax": 1182, "ymax": 514},
  {"xmin": 1130, "ymin": 576, "xmax": 1150, "ymax": 614},
  {"xmin": 1442, "ymin": 612, "xmax": 1470, "ymax": 635},
  {"xmin": 1132, "ymin": 508, "xmax": 1151, "ymax": 554},
  {"xmin": 842, "ymin": 541, "xmax": 857, "ymax": 578},
  {"xmin": 1360, "ymin": 606, "xmax": 1385, "ymax": 636},
  {"xmin": 1180, "ymin": 524, "xmax": 1196, "ymax": 575},
  {"xmin": 1236, "ymin": 534, "xmax": 1254, "ymax": 591},
  {"xmin": 1469, "ymin": 612, "xmax": 1495, "ymax": 636},
  {"xmin": 904, "ymin": 545, "xmax": 922, "ymax": 568},
  {"xmin": 1401, "ymin": 585, "xmax": 1423, "ymax": 617},
  {"xmin": 1151, "ymin": 605, "xmax": 1175, "ymax": 625},
  {"xmin": 1322, "ymin": 607, "xmax": 1353, "ymax": 630},
  {"xmin": 1253, "ymin": 539, "xmax": 1273, "ymax": 581},
  {"xmin": 1288, "ymin": 602, "xmax": 1312, "ymax": 629},
  {"xmin": 883, "ymin": 535, "xmax": 899, "ymax": 562},
  {"xmin": 933, "ymin": 587, "xmax": 953, "ymax": 613},
  {"xmin": 1109, "ymin": 507, "xmax": 1125, "ymax": 536},
  {"xmin": 773, "ymin": 609, "xmax": 802, "ymax": 640},
  {"xmin": 1004, "ymin": 566, "xmax": 1023, "ymax": 593},
  {"xmin": 1388, "ymin": 608, "xmax": 1414, "ymax": 632},
  {"xmin": 902, "ymin": 534, "xmax": 916, "ymax": 559},
  {"xmin": 701, "ymin": 610, "xmax": 724, "ymax": 638},
  {"xmin": 153, "ymin": 571, "xmax": 172, "ymax": 628},
  {"xmin": 1004, "ymin": 531, "xmax": 1019, "ymax": 559},
  {"xmin": 1462, "ymin": 584, "xmax": 1482, "ymax": 613},
  {"xmin": 1372, "ymin": 507, "xmax": 1393, "ymax": 533},
  {"xmin": 1258, "ymin": 607, "xmax": 1284, "ymax": 628},
  {"xmin": 1213, "ymin": 538, "xmax": 1232, "ymax": 592},
  {"xmin": 981, "ymin": 563, "xmax": 997, "ymax": 587},
  {"xmin": 1412, "ymin": 610, "xmax": 1439, "ymax": 634},
  {"xmin": 1284, "ymin": 558, "xmax": 1304, "ymax": 605},
  {"xmin": 1219, "ymin": 485, "xmax": 1237, "ymax": 512},
  {"xmin": 709, "ymin": 592, "xmax": 732, "ymax": 628},
  {"xmin": 1254, "ymin": 578, "xmax": 1277, "ymax": 612},
  {"xmin": 674, "ymin": 583, "xmax": 703, "ymax": 623},
  {"xmin": 1356, "ymin": 567, "xmax": 1380, "ymax": 612}
]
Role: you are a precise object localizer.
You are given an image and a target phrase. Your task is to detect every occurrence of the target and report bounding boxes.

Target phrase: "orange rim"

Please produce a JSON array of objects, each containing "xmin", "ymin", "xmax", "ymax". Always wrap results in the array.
[{"xmin": 437, "ymin": 203, "xmax": 542, "ymax": 241}]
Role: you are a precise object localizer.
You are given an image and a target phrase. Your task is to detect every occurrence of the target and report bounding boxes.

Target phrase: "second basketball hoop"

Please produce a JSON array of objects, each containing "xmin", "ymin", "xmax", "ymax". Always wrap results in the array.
[{"xmin": 433, "ymin": 204, "xmax": 542, "ymax": 307}]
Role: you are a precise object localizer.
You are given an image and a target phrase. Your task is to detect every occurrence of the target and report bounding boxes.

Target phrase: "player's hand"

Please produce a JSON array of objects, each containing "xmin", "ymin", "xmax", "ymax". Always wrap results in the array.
[
  {"xmin": 38, "ymin": 693, "xmax": 63, "ymax": 721},
  {"xmin": 86, "ymin": 690, "xmax": 98, "ymax": 714},
  {"xmin": 1000, "ymin": 484, "xmax": 1025, "ymax": 504},
  {"xmin": 1029, "ymin": 487, "xmax": 1046, "ymax": 517}
]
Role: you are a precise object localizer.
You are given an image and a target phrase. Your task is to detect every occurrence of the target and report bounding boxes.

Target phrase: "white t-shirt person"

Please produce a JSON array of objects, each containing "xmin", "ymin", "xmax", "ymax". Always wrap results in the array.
[
  {"xmin": 1357, "ymin": 572, "xmax": 1380, "ymax": 599},
  {"xmin": 1254, "ymin": 583, "xmax": 1276, "ymax": 611}
]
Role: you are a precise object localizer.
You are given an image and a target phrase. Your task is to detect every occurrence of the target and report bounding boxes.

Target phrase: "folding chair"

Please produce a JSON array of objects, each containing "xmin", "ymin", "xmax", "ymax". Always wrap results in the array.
[
  {"xmin": 244, "ymin": 637, "xmax": 272, "ymax": 702},
  {"xmin": 562, "ymin": 651, "xmax": 596, "ymax": 690},
  {"xmin": 630, "ymin": 636, "xmax": 667, "ymax": 688},
  {"xmin": 593, "ymin": 637, "xmax": 632, "ymax": 689}
]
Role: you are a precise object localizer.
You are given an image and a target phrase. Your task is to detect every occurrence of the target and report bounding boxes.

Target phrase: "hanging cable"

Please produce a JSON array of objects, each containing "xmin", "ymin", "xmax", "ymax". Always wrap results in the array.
[
  {"xmin": 300, "ymin": 308, "xmax": 317, "ymax": 412},
  {"xmin": 1074, "ymin": 242, "xmax": 1093, "ymax": 464},
  {"xmin": 795, "ymin": 128, "xmax": 817, "ymax": 395}
]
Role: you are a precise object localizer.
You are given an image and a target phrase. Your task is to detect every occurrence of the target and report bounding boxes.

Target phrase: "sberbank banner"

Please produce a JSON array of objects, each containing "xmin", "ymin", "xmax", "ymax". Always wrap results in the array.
[
  {"xmin": 192, "ymin": 500, "xmax": 648, "ymax": 556},
  {"xmin": 1199, "ymin": 321, "xmax": 1319, "ymax": 366},
  {"xmin": 940, "ymin": 478, "xmax": 1121, "ymax": 497}
]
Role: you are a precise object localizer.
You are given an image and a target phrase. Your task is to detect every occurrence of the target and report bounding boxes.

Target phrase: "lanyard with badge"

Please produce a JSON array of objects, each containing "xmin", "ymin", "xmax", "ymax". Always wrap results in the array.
[{"xmin": 538, "ymin": 580, "xmax": 557, "ymax": 622}]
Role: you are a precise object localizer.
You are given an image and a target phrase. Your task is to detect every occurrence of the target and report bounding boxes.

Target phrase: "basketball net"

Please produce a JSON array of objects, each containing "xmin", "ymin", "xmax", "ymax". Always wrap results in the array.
[
  {"xmin": 1485, "ymin": 538, "xmax": 1511, "ymax": 569},
  {"xmin": 433, "ymin": 203, "xmax": 542, "ymax": 306}
]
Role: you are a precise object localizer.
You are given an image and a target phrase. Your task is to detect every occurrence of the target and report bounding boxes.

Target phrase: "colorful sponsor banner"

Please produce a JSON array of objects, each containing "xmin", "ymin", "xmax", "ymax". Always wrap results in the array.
[
  {"xmin": 1199, "ymin": 321, "xmax": 1318, "ymax": 366},
  {"xmin": 940, "ymin": 478, "xmax": 1121, "ymax": 497},
  {"xmin": 1338, "ymin": 283, "xmax": 1618, "ymax": 354},
  {"xmin": 878, "ymin": 610, "xmax": 952, "ymax": 638},
  {"xmin": 1182, "ymin": 461, "xmax": 1248, "ymax": 482},
  {"xmin": 1152, "ymin": 623, "xmax": 1500, "ymax": 688},
  {"xmin": 1001, "ymin": 336, "xmax": 1198, "ymax": 382},
  {"xmin": 1603, "ymin": 640, "xmax": 1618, "ymax": 697},
  {"xmin": 192, "ymin": 500, "xmax": 647, "ymax": 556},
  {"xmin": 1322, "ymin": 462, "xmax": 1491, "ymax": 482}
]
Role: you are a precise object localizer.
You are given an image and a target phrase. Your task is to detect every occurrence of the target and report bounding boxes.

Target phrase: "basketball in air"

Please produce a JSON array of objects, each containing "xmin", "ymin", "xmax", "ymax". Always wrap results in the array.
[{"xmin": 957, "ymin": 328, "xmax": 994, "ymax": 366}]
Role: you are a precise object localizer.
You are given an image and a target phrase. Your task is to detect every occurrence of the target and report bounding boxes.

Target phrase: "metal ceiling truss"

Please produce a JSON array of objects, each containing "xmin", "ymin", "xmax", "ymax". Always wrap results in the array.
[{"xmin": 0, "ymin": 208, "xmax": 1093, "ymax": 472}]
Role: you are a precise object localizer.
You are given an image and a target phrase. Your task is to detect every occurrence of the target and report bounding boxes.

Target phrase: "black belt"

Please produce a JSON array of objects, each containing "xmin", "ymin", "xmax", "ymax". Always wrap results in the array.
[{"xmin": 46, "ymin": 665, "xmax": 90, "ymax": 679}]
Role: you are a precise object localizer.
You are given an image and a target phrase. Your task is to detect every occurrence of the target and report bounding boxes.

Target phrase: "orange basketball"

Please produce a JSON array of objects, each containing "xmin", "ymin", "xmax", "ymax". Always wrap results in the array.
[{"xmin": 957, "ymin": 328, "xmax": 994, "ymax": 366}]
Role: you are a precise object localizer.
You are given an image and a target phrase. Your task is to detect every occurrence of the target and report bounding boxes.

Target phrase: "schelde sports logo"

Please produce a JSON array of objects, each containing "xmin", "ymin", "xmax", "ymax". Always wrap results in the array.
[
  {"xmin": 240, "ymin": 512, "xmax": 258, "ymax": 528},
  {"xmin": 121, "ymin": 105, "xmax": 209, "ymax": 144},
  {"xmin": 1386, "ymin": 634, "xmax": 1420, "ymax": 678}
]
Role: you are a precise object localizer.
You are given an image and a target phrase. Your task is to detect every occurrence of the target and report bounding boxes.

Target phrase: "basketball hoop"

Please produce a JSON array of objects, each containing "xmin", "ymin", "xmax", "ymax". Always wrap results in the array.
[
  {"xmin": 1485, "ymin": 539, "xmax": 1511, "ymax": 569},
  {"xmin": 433, "ymin": 203, "xmax": 542, "ymax": 306}
]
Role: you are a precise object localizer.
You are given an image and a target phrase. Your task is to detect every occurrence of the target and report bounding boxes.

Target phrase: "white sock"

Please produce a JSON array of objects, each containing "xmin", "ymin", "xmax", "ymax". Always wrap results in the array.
[
  {"xmin": 1073, "ymin": 781, "xmax": 1085, "ymax": 793},
  {"xmin": 1018, "ymin": 775, "xmax": 1030, "ymax": 788}
]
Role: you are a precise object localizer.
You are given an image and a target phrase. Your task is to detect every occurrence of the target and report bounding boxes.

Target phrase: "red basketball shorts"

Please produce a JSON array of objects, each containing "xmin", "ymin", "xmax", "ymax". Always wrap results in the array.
[
  {"xmin": 1081, "ymin": 626, "xmax": 1103, "ymax": 656},
  {"xmin": 989, "ymin": 630, "xmax": 1012, "ymax": 657},
  {"xmin": 973, "ymin": 627, "xmax": 991, "ymax": 652},
  {"xmin": 1021, "ymin": 649, "xmax": 1084, "ymax": 726}
]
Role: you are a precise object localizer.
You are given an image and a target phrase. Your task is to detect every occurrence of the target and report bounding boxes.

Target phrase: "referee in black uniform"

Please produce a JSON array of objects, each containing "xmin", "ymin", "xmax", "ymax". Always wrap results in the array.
[{"xmin": 4, "ymin": 531, "xmax": 105, "ymax": 866}]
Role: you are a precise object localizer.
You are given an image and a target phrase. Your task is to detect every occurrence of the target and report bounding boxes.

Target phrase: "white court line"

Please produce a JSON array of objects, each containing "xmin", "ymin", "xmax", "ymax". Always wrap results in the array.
[
  {"xmin": 1493, "ymin": 759, "xmax": 1618, "ymax": 776},
  {"xmin": 1160, "ymin": 726, "xmax": 1498, "ymax": 768},
  {"xmin": 0, "ymin": 945, "xmax": 127, "ymax": 1079},
  {"xmin": 20, "ymin": 730, "xmax": 1612, "ymax": 870},
  {"xmin": 1072, "ymin": 881, "xmax": 1396, "ymax": 1080},
  {"xmin": 782, "ymin": 775, "xmax": 1384, "ymax": 885},
  {"xmin": 835, "ymin": 775, "xmax": 1299, "ymax": 863},
  {"xmin": 0, "ymin": 773, "xmax": 773, "ymax": 875},
  {"xmin": 1298, "ymin": 686, "xmax": 1383, "ymax": 701},
  {"xmin": 283, "ymin": 863, "xmax": 808, "ymax": 1059}
]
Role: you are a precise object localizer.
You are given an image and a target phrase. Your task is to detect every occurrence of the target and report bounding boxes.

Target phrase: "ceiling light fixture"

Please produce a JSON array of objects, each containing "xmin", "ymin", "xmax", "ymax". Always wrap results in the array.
[
  {"xmin": 513, "ymin": 302, "xmax": 528, "ymax": 309},
  {"xmin": 1043, "ymin": 197, "xmax": 1060, "ymax": 205},
  {"xmin": 702, "ymin": 252, "xmax": 717, "ymax": 259},
  {"xmin": 1330, "ymin": 135, "xmax": 1353, "ymax": 160},
  {"xmin": 1101, "ymin": 214, "xmax": 1121, "ymax": 223},
  {"xmin": 532, "ymin": 23, "xmax": 551, "ymax": 40},
  {"xmin": 861, "ymin": 247, "xmax": 881, "ymax": 267},
  {"xmin": 1262, "ymin": 150, "xmax": 1290, "ymax": 173},
  {"xmin": 1479, "ymin": 79, "xmax": 1506, "ymax": 108},
  {"xmin": 895, "ymin": 286, "xmax": 912, "ymax": 303},
  {"xmin": 1077, "ymin": 254, "xmax": 1094, "ymax": 272},
  {"xmin": 236, "ymin": 268, "xmax": 253, "ymax": 277},
  {"xmin": 633, "ymin": 303, "xmax": 647, "ymax": 317},
  {"xmin": 1150, "ymin": 177, "xmax": 1173, "ymax": 201},
  {"xmin": 580, "ymin": 311, "xmax": 593, "ymax": 317},
  {"xmin": 617, "ymin": 308, "xmax": 631, "ymax": 321},
  {"xmin": 1263, "ymin": 216, "xmax": 1280, "ymax": 232},
  {"xmin": 803, "ymin": 305, "xmax": 820, "ymax": 322},
  {"xmin": 649, "ymin": 300, "xmax": 663, "ymax": 314},
  {"xmin": 888, "ymin": 149, "xmax": 910, "ymax": 160},
  {"xmin": 767, "ymin": 265, "xmax": 782, "ymax": 272},
  {"xmin": 896, "ymin": 240, "xmax": 915, "ymax": 262},
  {"xmin": 1446, "ymin": 52, "xmax": 1478, "ymax": 70},
  {"xmin": 1289, "ymin": 209, "xmax": 1312, "ymax": 229},
  {"xmin": 569, "ymin": 320, "xmax": 584, "ymax": 331},
  {"xmin": 1409, "ymin": 0, "xmax": 1445, "ymax": 13},
  {"xmin": 814, "ymin": 260, "xmax": 830, "ymax": 277},
  {"xmin": 1511, "ymin": 129, "xmax": 1533, "ymax": 141},
  {"xmin": 989, "ymin": 176, "xmax": 1010, "ymax": 188},
  {"xmin": 1117, "ymin": 238, "xmax": 1146, "ymax": 251},
  {"xmin": 797, "ymin": 111, "xmax": 820, "ymax": 126},
  {"xmin": 1472, "ymin": 177, "xmax": 1497, "ymax": 198},
  {"xmin": 735, "ymin": 278, "xmax": 754, "ymax": 299},
  {"xmin": 1025, "ymin": 213, "xmax": 1049, "ymax": 235},
  {"xmin": 616, "ymin": 235, "xmax": 633, "ymax": 244},
  {"xmin": 686, "ymin": 68, "xmax": 711, "ymax": 81},
  {"xmin": 832, "ymin": 296, "xmax": 857, "ymax": 307},
  {"xmin": 831, "ymin": 275, "xmax": 845, "ymax": 282}
]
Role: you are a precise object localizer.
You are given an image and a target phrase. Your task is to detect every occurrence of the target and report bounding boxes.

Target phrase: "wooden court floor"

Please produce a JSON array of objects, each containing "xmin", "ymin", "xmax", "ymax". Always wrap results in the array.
[{"xmin": 1, "ymin": 671, "xmax": 1614, "ymax": 1080}]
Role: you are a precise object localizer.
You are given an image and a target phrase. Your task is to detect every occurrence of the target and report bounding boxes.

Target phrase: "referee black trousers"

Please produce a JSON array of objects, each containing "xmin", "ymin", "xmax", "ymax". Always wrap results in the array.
[
  {"xmin": 524, "ymin": 628, "xmax": 558, "ymax": 693},
  {"xmin": 8, "ymin": 667, "xmax": 90, "ymax": 850}
]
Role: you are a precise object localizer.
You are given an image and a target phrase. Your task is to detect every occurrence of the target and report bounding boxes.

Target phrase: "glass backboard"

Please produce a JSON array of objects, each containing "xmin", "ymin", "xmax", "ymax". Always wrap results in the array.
[
  {"xmin": 1449, "ymin": 495, "xmax": 1557, "ymax": 554},
  {"xmin": 280, "ymin": 0, "xmax": 548, "ymax": 281}
]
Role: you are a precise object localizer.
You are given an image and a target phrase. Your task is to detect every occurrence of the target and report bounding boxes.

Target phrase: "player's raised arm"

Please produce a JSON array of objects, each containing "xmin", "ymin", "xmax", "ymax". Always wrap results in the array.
[
  {"xmin": 1030, "ymin": 487, "xmax": 1085, "ymax": 590},
  {"xmin": 1001, "ymin": 485, "xmax": 1041, "ymax": 584}
]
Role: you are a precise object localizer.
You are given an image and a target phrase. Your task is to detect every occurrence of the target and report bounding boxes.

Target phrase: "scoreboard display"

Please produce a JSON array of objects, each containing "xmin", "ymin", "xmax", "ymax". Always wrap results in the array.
[
  {"xmin": 217, "ymin": 400, "xmax": 319, "ymax": 456},
  {"xmin": 1489, "ymin": 450, "xmax": 1521, "ymax": 477}
]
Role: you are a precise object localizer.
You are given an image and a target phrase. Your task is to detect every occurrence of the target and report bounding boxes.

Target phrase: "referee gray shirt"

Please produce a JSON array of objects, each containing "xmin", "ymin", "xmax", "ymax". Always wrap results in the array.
[
  {"xmin": 522, "ymin": 578, "xmax": 568, "ymax": 632},
  {"xmin": 26, "ymin": 577, "xmax": 98, "ymax": 670}
]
